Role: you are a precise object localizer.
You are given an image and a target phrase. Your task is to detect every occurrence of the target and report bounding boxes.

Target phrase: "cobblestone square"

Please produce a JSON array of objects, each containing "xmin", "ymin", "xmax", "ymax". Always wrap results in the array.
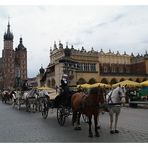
[{"xmin": 0, "ymin": 102, "xmax": 148, "ymax": 143}]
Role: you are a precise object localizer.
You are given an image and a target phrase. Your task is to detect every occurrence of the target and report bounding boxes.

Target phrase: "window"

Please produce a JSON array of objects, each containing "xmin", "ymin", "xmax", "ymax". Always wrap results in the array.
[
  {"xmin": 90, "ymin": 64, "xmax": 96, "ymax": 72},
  {"xmin": 119, "ymin": 67, "xmax": 123, "ymax": 73},
  {"xmin": 104, "ymin": 66, "xmax": 108, "ymax": 73},
  {"xmin": 84, "ymin": 63, "xmax": 86, "ymax": 71},
  {"xmin": 86, "ymin": 64, "xmax": 89, "ymax": 71}
]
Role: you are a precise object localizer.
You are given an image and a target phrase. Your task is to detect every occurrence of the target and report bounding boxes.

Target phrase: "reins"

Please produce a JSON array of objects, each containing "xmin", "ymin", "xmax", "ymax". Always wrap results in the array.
[
  {"xmin": 108, "ymin": 90, "xmax": 113, "ymax": 104},
  {"xmin": 106, "ymin": 87, "xmax": 125, "ymax": 106}
]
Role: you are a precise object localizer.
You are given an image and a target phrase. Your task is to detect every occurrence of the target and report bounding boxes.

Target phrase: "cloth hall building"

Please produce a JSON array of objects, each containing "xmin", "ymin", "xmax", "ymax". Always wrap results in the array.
[{"xmin": 38, "ymin": 42, "xmax": 148, "ymax": 88}]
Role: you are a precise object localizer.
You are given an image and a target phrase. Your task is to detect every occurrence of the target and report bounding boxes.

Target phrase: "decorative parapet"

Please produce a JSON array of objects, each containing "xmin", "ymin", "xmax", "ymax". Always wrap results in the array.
[{"xmin": 49, "ymin": 41, "xmax": 147, "ymax": 63}]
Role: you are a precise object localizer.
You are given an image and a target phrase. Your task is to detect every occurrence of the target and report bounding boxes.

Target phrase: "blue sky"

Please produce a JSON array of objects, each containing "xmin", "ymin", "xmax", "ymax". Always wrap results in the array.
[{"xmin": 0, "ymin": 5, "xmax": 148, "ymax": 77}]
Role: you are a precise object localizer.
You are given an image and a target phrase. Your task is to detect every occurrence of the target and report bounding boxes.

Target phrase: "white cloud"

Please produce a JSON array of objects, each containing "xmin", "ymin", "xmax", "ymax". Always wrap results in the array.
[{"xmin": 0, "ymin": 6, "xmax": 148, "ymax": 77}]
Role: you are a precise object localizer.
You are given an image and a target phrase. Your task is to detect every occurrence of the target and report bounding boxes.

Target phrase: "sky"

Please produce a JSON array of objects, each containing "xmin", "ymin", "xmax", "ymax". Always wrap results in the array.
[{"xmin": 1, "ymin": 4, "xmax": 148, "ymax": 78}]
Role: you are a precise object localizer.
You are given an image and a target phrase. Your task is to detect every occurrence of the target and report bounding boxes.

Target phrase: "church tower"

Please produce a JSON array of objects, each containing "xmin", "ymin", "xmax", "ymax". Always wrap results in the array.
[
  {"xmin": 2, "ymin": 21, "xmax": 15, "ymax": 89},
  {"xmin": 15, "ymin": 37, "xmax": 27, "ymax": 83},
  {"xmin": 1, "ymin": 22, "xmax": 27, "ymax": 89}
]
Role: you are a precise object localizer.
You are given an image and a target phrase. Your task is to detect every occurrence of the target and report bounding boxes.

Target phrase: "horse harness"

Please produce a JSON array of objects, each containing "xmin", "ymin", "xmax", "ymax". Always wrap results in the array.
[{"xmin": 107, "ymin": 90, "xmax": 121, "ymax": 106}]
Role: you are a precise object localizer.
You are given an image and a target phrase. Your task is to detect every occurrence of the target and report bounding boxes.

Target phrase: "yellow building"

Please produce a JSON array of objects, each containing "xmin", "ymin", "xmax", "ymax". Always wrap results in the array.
[{"xmin": 38, "ymin": 41, "xmax": 148, "ymax": 88}]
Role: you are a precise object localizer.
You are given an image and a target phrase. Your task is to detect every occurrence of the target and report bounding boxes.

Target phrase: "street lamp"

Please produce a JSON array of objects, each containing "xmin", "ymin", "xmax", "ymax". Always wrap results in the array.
[
  {"xmin": 59, "ymin": 58, "xmax": 80, "ymax": 85},
  {"xmin": 58, "ymin": 45, "xmax": 80, "ymax": 85},
  {"xmin": 15, "ymin": 66, "xmax": 21, "ymax": 89}
]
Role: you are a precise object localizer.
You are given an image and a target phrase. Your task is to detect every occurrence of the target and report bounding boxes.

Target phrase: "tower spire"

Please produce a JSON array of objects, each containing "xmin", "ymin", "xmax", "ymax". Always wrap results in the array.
[
  {"xmin": 4, "ymin": 18, "xmax": 14, "ymax": 41},
  {"xmin": 7, "ymin": 17, "xmax": 11, "ymax": 33}
]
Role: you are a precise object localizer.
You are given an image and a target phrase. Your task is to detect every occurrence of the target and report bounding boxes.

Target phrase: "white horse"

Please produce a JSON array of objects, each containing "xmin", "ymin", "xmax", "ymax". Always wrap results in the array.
[
  {"xmin": 22, "ymin": 89, "xmax": 39, "ymax": 112},
  {"xmin": 106, "ymin": 86, "xmax": 126, "ymax": 134},
  {"xmin": 36, "ymin": 90, "xmax": 50, "ymax": 112}
]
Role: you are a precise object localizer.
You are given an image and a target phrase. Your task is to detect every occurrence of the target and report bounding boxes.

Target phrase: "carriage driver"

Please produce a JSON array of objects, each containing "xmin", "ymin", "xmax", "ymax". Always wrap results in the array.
[
  {"xmin": 60, "ymin": 76, "xmax": 71, "ymax": 107},
  {"xmin": 60, "ymin": 77, "xmax": 68, "ymax": 94}
]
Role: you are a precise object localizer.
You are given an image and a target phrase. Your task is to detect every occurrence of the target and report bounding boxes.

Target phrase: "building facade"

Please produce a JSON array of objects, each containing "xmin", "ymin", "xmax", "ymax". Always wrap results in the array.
[
  {"xmin": 38, "ymin": 42, "xmax": 148, "ymax": 88},
  {"xmin": 0, "ymin": 22, "xmax": 27, "ymax": 90}
]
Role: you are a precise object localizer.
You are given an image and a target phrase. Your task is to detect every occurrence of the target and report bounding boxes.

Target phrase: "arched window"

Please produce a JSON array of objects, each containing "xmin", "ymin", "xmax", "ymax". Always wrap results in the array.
[
  {"xmin": 101, "ymin": 78, "xmax": 108, "ymax": 84},
  {"xmin": 77, "ymin": 78, "xmax": 86, "ymax": 85},
  {"xmin": 142, "ymin": 78, "xmax": 147, "ymax": 82},
  {"xmin": 136, "ymin": 78, "xmax": 140, "ymax": 83},
  {"xmin": 129, "ymin": 78, "xmax": 133, "ymax": 81},
  {"xmin": 120, "ymin": 78, "xmax": 125, "ymax": 82},
  {"xmin": 110, "ymin": 78, "xmax": 117, "ymax": 85},
  {"xmin": 88, "ymin": 78, "xmax": 97, "ymax": 84}
]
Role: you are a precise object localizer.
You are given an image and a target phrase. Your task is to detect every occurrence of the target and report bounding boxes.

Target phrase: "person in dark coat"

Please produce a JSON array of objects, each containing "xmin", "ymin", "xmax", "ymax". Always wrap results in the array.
[{"xmin": 60, "ymin": 78, "xmax": 71, "ymax": 107}]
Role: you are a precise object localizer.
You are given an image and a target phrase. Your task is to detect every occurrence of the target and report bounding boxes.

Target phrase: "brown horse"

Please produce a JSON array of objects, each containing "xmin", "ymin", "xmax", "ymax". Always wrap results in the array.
[{"xmin": 71, "ymin": 87, "xmax": 105, "ymax": 137}]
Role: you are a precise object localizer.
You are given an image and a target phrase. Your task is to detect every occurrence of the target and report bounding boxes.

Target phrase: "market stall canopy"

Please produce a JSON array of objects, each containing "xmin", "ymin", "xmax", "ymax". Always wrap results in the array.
[
  {"xmin": 112, "ymin": 80, "xmax": 141, "ymax": 87},
  {"xmin": 77, "ymin": 83, "xmax": 92, "ymax": 89},
  {"xmin": 90, "ymin": 83, "xmax": 111, "ymax": 88},
  {"xmin": 77, "ymin": 83, "xmax": 111, "ymax": 89},
  {"xmin": 140, "ymin": 80, "xmax": 148, "ymax": 86}
]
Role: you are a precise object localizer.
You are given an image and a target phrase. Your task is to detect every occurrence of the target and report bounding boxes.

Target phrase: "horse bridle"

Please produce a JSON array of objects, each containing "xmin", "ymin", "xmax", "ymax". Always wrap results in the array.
[{"xmin": 118, "ymin": 88, "xmax": 126, "ymax": 100}]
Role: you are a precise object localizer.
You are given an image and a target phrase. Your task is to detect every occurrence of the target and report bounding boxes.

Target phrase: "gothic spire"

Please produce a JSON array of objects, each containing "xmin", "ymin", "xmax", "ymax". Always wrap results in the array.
[{"xmin": 4, "ymin": 21, "xmax": 14, "ymax": 41}]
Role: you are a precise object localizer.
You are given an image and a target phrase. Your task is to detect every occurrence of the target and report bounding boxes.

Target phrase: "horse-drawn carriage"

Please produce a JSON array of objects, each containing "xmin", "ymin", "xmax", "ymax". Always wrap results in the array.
[
  {"xmin": 1, "ymin": 90, "xmax": 15, "ymax": 104},
  {"xmin": 41, "ymin": 85, "xmax": 77, "ymax": 126},
  {"xmin": 1, "ymin": 83, "xmax": 127, "ymax": 137},
  {"xmin": 12, "ymin": 88, "xmax": 41, "ymax": 112}
]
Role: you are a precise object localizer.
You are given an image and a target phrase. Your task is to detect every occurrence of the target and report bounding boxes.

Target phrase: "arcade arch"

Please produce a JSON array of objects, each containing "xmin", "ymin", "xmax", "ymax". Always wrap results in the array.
[
  {"xmin": 100, "ymin": 78, "xmax": 108, "ymax": 84},
  {"xmin": 88, "ymin": 78, "xmax": 97, "ymax": 84},
  {"xmin": 110, "ymin": 78, "xmax": 117, "ymax": 85},
  {"xmin": 77, "ymin": 78, "xmax": 87, "ymax": 84}
]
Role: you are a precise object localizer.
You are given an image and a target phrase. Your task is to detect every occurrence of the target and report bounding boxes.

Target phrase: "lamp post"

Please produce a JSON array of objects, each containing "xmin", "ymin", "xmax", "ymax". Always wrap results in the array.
[
  {"xmin": 15, "ymin": 66, "xmax": 21, "ymax": 89},
  {"xmin": 59, "ymin": 58, "xmax": 80, "ymax": 85},
  {"xmin": 59, "ymin": 46, "xmax": 80, "ymax": 85}
]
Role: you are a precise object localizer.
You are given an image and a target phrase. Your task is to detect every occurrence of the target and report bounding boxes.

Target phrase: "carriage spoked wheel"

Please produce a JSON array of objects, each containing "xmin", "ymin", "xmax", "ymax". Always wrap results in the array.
[
  {"xmin": 57, "ymin": 105, "xmax": 66, "ymax": 126},
  {"xmin": 41, "ymin": 101, "xmax": 48, "ymax": 119}
]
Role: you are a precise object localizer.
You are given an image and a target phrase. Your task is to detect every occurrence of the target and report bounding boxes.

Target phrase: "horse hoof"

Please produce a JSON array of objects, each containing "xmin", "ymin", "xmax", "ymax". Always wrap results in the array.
[
  {"xmin": 95, "ymin": 133, "xmax": 100, "ymax": 137},
  {"xmin": 89, "ymin": 134, "xmax": 93, "ymax": 138},
  {"xmin": 110, "ymin": 130, "xmax": 114, "ymax": 134},
  {"xmin": 97, "ymin": 126, "xmax": 101, "ymax": 129},
  {"xmin": 89, "ymin": 133, "xmax": 93, "ymax": 137},
  {"xmin": 115, "ymin": 130, "xmax": 119, "ymax": 133},
  {"xmin": 77, "ymin": 127, "xmax": 82, "ymax": 130},
  {"xmin": 74, "ymin": 127, "xmax": 78, "ymax": 130}
]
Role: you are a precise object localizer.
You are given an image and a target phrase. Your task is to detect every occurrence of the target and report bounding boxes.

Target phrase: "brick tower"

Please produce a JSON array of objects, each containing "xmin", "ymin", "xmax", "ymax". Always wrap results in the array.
[
  {"xmin": 2, "ymin": 21, "xmax": 15, "ymax": 89},
  {"xmin": 1, "ymin": 22, "xmax": 27, "ymax": 90},
  {"xmin": 15, "ymin": 37, "xmax": 27, "ymax": 84}
]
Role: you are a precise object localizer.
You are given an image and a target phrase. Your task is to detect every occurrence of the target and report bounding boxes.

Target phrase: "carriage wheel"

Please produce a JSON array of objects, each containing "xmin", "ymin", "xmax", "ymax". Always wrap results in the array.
[
  {"xmin": 82, "ymin": 114, "xmax": 88, "ymax": 123},
  {"xmin": 41, "ymin": 102, "xmax": 48, "ymax": 119},
  {"xmin": 57, "ymin": 106, "xmax": 66, "ymax": 126}
]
